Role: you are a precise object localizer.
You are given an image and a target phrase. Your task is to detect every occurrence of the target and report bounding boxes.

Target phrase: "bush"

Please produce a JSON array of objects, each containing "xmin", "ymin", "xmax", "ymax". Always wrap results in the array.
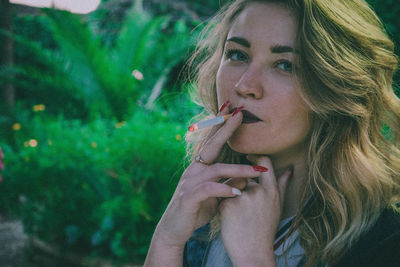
[
  {"xmin": 1, "ymin": 5, "xmax": 196, "ymax": 121},
  {"xmin": 0, "ymin": 105, "xmax": 191, "ymax": 263}
]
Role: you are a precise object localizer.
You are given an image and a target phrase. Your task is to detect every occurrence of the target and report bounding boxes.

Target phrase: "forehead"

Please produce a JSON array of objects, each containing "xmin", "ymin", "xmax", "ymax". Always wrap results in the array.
[{"xmin": 227, "ymin": 2, "xmax": 297, "ymax": 47}]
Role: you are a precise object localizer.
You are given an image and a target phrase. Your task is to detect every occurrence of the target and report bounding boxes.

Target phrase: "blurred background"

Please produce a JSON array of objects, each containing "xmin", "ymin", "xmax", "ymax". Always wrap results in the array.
[{"xmin": 0, "ymin": 0, "xmax": 399, "ymax": 266}]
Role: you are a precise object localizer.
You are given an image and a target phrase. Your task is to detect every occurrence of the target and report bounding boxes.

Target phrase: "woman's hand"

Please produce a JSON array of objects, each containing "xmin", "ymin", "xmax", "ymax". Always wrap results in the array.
[
  {"xmin": 219, "ymin": 156, "xmax": 292, "ymax": 266},
  {"xmin": 144, "ymin": 107, "xmax": 264, "ymax": 266}
]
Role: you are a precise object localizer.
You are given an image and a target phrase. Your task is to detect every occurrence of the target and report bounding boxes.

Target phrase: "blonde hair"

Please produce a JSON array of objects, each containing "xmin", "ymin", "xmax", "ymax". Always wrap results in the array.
[{"xmin": 185, "ymin": 0, "xmax": 400, "ymax": 266}]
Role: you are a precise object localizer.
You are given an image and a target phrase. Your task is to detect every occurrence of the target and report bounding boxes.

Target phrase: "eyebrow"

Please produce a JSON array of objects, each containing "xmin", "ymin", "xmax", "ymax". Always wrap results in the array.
[
  {"xmin": 226, "ymin": 36, "xmax": 250, "ymax": 48},
  {"xmin": 226, "ymin": 36, "xmax": 296, "ymax": 54},
  {"xmin": 270, "ymin": 45, "xmax": 295, "ymax": 54}
]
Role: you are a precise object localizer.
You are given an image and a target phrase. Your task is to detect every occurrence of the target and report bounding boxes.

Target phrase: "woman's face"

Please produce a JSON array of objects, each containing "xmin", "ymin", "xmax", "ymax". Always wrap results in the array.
[{"xmin": 216, "ymin": 2, "xmax": 311, "ymax": 159}]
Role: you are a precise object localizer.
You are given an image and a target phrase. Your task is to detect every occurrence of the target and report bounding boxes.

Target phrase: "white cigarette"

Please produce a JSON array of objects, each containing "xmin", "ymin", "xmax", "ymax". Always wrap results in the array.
[{"xmin": 188, "ymin": 114, "xmax": 233, "ymax": 131}]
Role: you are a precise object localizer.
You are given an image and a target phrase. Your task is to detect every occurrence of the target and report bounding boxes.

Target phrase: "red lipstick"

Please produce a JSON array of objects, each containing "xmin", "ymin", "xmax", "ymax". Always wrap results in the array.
[{"xmin": 230, "ymin": 108, "xmax": 261, "ymax": 123}]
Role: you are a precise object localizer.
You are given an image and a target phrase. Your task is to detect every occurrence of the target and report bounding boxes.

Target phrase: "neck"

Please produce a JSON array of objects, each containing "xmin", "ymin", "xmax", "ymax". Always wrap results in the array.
[{"xmin": 269, "ymin": 148, "xmax": 308, "ymax": 220}]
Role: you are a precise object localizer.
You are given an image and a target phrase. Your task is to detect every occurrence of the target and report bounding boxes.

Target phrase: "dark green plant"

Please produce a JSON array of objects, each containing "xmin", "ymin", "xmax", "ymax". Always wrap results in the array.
[
  {"xmin": 46, "ymin": 4, "xmax": 196, "ymax": 120},
  {"xmin": 1, "ymin": 4, "xmax": 196, "ymax": 121},
  {"xmin": 0, "ymin": 103, "xmax": 193, "ymax": 263}
]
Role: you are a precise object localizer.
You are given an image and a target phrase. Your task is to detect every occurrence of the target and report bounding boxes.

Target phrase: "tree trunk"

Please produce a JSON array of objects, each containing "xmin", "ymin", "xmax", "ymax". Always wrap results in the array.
[{"xmin": 0, "ymin": 0, "xmax": 15, "ymax": 108}]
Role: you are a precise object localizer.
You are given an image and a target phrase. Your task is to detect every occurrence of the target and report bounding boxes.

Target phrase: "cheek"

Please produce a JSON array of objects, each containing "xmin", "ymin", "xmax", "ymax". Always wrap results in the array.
[
  {"xmin": 216, "ymin": 65, "xmax": 241, "ymax": 103},
  {"xmin": 271, "ymin": 100, "xmax": 312, "ymax": 150},
  {"xmin": 270, "ymin": 93, "xmax": 311, "ymax": 136},
  {"xmin": 216, "ymin": 68, "xmax": 230, "ymax": 103}
]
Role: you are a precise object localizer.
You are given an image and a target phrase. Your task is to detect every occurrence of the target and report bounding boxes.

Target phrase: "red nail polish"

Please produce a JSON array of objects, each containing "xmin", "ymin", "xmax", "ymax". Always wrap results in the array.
[
  {"xmin": 232, "ymin": 106, "xmax": 244, "ymax": 117},
  {"xmin": 219, "ymin": 100, "xmax": 230, "ymax": 112},
  {"xmin": 253, "ymin": 166, "xmax": 268, "ymax": 172}
]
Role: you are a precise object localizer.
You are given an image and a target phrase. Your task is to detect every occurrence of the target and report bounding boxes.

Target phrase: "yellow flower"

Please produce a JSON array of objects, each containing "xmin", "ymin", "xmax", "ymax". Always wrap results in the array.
[
  {"xmin": 115, "ymin": 121, "xmax": 126, "ymax": 128},
  {"xmin": 29, "ymin": 139, "xmax": 38, "ymax": 147},
  {"xmin": 175, "ymin": 134, "xmax": 182, "ymax": 141},
  {"xmin": 12, "ymin": 123, "xmax": 21, "ymax": 131},
  {"xmin": 91, "ymin": 142, "xmax": 98, "ymax": 148},
  {"xmin": 131, "ymin": 69, "xmax": 144, "ymax": 80},
  {"xmin": 33, "ymin": 104, "xmax": 45, "ymax": 112}
]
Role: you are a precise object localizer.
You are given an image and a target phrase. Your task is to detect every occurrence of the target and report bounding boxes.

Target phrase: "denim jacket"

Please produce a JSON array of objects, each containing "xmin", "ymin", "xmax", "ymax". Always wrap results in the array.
[{"xmin": 183, "ymin": 223, "xmax": 211, "ymax": 267}]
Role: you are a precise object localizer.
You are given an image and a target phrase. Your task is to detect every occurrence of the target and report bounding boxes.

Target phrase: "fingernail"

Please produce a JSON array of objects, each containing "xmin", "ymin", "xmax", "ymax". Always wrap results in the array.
[
  {"xmin": 232, "ymin": 106, "xmax": 244, "ymax": 117},
  {"xmin": 219, "ymin": 100, "xmax": 230, "ymax": 112},
  {"xmin": 232, "ymin": 188, "xmax": 242, "ymax": 195},
  {"xmin": 253, "ymin": 165, "xmax": 268, "ymax": 172}
]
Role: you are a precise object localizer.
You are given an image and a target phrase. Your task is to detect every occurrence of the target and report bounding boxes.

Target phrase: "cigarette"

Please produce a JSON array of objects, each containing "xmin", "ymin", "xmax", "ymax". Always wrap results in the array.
[{"xmin": 188, "ymin": 114, "xmax": 233, "ymax": 132}]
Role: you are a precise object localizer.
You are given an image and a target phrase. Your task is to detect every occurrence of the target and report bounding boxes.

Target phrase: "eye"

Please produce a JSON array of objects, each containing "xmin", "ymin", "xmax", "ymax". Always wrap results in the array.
[
  {"xmin": 225, "ymin": 49, "xmax": 249, "ymax": 62},
  {"xmin": 275, "ymin": 60, "xmax": 293, "ymax": 73}
]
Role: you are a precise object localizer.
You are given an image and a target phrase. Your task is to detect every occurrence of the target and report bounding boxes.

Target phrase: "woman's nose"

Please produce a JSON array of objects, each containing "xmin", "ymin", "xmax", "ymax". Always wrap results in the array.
[{"xmin": 234, "ymin": 66, "xmax": 263, "ymax": 99}]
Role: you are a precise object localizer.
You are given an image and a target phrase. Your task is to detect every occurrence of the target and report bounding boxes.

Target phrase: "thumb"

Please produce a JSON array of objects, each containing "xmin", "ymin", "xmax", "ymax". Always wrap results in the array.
[{"xmin": 277, "ymin": 166, "xmax": 293, "ymax": 207}]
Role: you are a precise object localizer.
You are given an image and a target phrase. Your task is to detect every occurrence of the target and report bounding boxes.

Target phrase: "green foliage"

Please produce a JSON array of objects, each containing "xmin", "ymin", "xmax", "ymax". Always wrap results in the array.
[
  {"xmin": 44, "ymin": 8, "xmax": 136, "ymax": 120},
  {"xmin": 1, "ymin": 6, "xmax": 196, "ymax": 120},
  {"xmin": 0, "ymin": 105, "xmax": 189, "ymax": 262},
  {"xmin": 0, "ymin": 28, "xmax": 91, "ymax": 119},
  {"xmin": 0, "ymin": 2, "xmax": 201, "ymax": 264}
]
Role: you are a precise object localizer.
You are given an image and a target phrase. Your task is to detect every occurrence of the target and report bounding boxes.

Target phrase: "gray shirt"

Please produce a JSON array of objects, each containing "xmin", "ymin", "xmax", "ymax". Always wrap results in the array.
[{"xmin": 205, "ymin": 216, "xmax": 305, "ymax": 267}]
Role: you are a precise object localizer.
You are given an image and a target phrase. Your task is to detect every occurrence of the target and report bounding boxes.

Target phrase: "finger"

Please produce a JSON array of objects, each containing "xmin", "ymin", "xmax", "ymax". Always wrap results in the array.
[
  {"xmin": 249, "ymin": 155, "xmax": 277, "ymax": 189},
  {"xmin": 223, "ymin": 178, "xmax": 248, "ymax": 191},
  {"xmin": 277, "ymin": 166, "xmax": 293, "ymax": 207},
  {"xmin": 205, "ymin": 101, "xmax": 231, "ymax": 139},
  {"xmin": 192, "ymin": 163, "xmax": 261, "ymax": 183},
  {"xmin": 199, "ymin": 111, "xmax": 243, "ymax": 163},
  {"xmin": 238, "ymin": 180, "xmax": 259, "ymax": 194},
  {"xmin": 190, "ymin": 182, "xmax": 241, "ymax": 204},
  {"xmin": 245, "ymin": 180, "xmax": 259, "ymax": 188}
]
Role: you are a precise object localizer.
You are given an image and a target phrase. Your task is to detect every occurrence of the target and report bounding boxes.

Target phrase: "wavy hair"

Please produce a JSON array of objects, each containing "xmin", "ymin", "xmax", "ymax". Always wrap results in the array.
[{"xmin": 185, "ymin": 0, "xmax": 400, "ymax": 266}]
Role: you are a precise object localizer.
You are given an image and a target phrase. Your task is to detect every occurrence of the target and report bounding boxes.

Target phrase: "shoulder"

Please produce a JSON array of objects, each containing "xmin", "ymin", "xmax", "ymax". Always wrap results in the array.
[{"xmin": 336, "ymin": 207, "xmax": 400, "ymax": 267}]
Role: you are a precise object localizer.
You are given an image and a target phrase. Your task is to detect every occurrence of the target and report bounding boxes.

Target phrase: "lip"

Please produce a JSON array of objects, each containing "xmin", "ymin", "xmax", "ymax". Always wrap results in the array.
[{"xmin": 230, "ymin": 107, "xmax": 262, "ymax": 124}]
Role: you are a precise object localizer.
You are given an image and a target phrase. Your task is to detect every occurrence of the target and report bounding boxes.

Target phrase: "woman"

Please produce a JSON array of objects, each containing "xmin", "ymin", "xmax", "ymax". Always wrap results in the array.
[{"xmin": 145, "ymin": 0, "xmax": 400, "ymax": 266}]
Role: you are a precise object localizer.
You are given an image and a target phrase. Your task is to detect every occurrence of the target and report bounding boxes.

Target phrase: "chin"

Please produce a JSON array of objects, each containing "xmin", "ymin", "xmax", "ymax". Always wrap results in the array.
[
  {"xmin": 227, "ymin": 138, "xmax": 265, "ymax": 155},
  {"xmin": 227, "ymin": 130, "xmax": 283, "ymax": 155},
  {"xmin": 227, "ymin": 124, "xmax": 269, "ymax": 154}
]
